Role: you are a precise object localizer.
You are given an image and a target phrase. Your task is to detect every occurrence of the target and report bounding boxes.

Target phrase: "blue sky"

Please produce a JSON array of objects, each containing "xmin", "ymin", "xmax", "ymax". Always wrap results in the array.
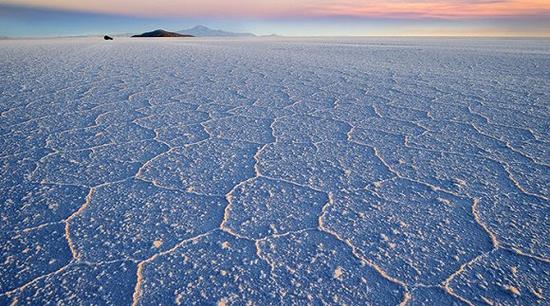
[{"xmin": 1, "ymin": 2, "xmax": 549, "ymax": 37}]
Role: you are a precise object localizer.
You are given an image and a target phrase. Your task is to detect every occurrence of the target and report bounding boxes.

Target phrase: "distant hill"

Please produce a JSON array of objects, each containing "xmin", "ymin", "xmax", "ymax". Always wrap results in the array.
[
  {"xmin": 132, "ymin": 29, "xmax": 194, "ymax": 38},
  {"xmin": 178, "ymin": 25, "xmax": 255, "ymax": 37}
]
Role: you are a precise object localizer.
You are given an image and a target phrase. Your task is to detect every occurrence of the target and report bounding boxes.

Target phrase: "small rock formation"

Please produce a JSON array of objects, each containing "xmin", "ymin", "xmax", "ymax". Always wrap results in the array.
[
  {"xmin": 131, "ymin": 29, "xmax": 194, "ymax": 38},
  {"xmin": 104, "ymin": 35, "xmax": 113, "ymax": 40}
]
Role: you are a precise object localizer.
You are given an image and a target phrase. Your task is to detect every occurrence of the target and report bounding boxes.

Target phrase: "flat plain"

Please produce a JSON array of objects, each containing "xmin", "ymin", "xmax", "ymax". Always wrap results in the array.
[{"xmin": 0, "ymin": 37, "xmax": 549, "ymax": 305}]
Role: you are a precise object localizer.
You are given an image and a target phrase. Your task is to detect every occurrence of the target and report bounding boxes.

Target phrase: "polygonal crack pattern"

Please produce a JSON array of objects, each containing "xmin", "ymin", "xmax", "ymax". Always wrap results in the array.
[{"xmin": 1, "ymin": 38, "xmax": 548, "ymax": 305}]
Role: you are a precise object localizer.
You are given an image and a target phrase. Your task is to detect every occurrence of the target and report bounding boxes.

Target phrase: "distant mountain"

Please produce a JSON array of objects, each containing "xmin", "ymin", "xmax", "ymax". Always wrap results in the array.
[
  {"xmin": 178, "ymin": 25, "xmax": 255, "ymax": 37},
  {"xmin": 132, "ymin": 29, "xmax": 194, "ymax": 38},
  {"xmin": 112, "ymin": 33, "xmax": 137, "ymax": 38}
]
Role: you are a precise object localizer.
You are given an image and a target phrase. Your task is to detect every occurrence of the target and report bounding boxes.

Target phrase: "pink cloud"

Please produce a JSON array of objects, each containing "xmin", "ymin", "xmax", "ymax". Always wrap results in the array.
[{"xmin": 3, "ymin": 0, "xmax": 550, "ymax": 18}]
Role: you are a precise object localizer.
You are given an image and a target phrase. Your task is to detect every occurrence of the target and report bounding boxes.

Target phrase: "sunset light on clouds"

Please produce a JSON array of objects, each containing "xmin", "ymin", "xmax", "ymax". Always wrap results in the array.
[
  {"xmin": 1, "ymin": 0, "xmax": 549, "ymax": 36},
  {"xmin": 3, "ymin": 0, "xmax": 550, "ymax": 18},
  {"xmin": 310, "ymin": 0, "xmax": 550, "ymax": 18}
]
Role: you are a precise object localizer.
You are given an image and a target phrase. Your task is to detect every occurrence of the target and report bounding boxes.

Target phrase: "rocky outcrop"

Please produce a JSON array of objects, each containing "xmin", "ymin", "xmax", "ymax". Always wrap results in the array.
[{"xmin": 131, "ymin": 30, "xmax": 194, "ymax": 38}]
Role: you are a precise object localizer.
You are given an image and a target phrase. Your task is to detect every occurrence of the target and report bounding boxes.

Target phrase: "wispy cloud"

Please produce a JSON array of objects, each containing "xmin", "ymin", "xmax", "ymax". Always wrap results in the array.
[
  {"xmin": 1, "ymin": 0, "xmax": 549, "ymax": 18},
  {"xmin": 1, "ymin": 1, "xmax": 549, "ymax": 37},
  {"xmin": 309, "ymin": 0, "xmax": 550, "ymax": 19}
]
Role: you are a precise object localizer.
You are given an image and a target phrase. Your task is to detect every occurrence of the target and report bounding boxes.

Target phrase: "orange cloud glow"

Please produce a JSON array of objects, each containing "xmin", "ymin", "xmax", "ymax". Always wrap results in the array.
[
  {"xmin": 313, "ymin": 0, "xmax": 550, "ymax": 18},
  {"xmin": 2, "ymin": 0, "xmax": 549, "ymax": 18}
]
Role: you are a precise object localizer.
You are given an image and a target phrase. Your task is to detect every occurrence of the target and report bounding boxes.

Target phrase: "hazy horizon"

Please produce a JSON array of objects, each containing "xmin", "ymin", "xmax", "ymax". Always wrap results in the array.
[{"xmin": 1, "ymin": 1, "xmax": 550, "ymax": 37}]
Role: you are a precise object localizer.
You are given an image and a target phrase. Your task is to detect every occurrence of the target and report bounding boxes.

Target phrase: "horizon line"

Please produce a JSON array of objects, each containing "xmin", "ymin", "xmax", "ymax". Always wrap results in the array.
[{"xmin": 3, "ymin": 34, "xmax": 550, "ymax": 39}]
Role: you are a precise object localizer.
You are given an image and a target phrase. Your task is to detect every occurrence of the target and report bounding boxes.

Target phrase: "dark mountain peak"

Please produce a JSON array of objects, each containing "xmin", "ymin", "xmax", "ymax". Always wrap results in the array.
[{"xmin": 132, "ymin": 29, "xmax": 194, "ymax": 38}]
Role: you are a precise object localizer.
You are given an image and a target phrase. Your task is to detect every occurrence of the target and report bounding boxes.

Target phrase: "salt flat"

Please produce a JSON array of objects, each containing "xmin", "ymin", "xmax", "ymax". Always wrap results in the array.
[{"xmin": 0, "ymin": 37, "xmax": 549, "ymax": 305}]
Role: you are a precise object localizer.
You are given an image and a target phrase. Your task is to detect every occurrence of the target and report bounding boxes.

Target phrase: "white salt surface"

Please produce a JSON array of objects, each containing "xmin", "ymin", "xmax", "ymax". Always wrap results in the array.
[{"xmin": 0, "ymin": 37, "xmax": 549, "ymax": 305}]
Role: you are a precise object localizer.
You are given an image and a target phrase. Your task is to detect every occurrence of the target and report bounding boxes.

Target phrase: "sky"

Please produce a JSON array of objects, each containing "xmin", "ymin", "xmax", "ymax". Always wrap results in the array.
[{"xmin": 1, "ymin": 0, "xmax": 549, "ymax": 37}]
